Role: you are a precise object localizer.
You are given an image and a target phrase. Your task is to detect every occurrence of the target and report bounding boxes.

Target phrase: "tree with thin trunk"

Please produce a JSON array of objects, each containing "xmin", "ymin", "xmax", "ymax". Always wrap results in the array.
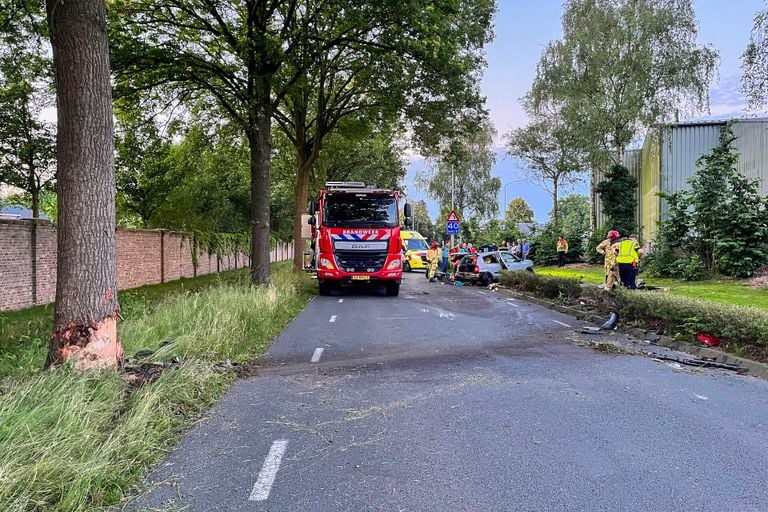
[
  {"xmin": 0, "ymin": 0, "xmax": 55, "ymax": 218},
  {"xmin": 530, "ymin": 0, "xmax": 717, "ymax": 228},
  {"xmin": 506, "ymin": 100, "xmax": 583, "ymax": 228},
  {"xmin": 416, "ymin": 115, "xmax": 501, "ymax": 221},
  {"xmin": 45, "ymin": 0, "xmax": 122, "ymax": 369}
]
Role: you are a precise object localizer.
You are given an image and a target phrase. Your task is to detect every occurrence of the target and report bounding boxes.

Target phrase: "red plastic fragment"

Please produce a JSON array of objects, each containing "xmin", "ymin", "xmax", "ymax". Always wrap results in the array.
[{"xmin": 696, "ymin": 332, "xmax": 721, "ymax": 347}]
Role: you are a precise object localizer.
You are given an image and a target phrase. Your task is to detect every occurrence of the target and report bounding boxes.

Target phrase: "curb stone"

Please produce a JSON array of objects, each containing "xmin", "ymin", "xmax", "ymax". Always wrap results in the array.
[{"xmin": 497, "ymin": 288, "xmax": 768, "ymax": 381}]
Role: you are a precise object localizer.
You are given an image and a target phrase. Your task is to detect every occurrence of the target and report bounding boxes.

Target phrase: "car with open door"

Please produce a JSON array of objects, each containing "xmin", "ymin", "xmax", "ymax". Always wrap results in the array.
[{"xmin": 455, "ymin": 250, "xmax": 533, "ymax": 285}]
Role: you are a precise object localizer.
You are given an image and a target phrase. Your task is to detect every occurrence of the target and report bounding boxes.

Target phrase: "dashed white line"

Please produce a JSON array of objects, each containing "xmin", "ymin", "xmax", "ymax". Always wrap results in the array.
[
  {"xmin": 310, "ymin": 347, "xmax": 324, "ymax": 363},
  {"xmin": 552, "ymin": 319, "xmax": 572, "ymax": 328},
  {"xmin": 329, "ymin": 315, "xmax": 337, "ymax": 323},
  {"xmin": 477, "ymin": 290, "xmax": 487, "ymax": 295},
  {"xmin": 507, "ymin": 302, "xmax": 520, "ymax": 308},
  {"xmin": 338, "ymin": 298, "xmax": 344, "ymax": 303},
  {"xmin": 249, "ymin": 440, "xmax": 289, "ymax": 501}
]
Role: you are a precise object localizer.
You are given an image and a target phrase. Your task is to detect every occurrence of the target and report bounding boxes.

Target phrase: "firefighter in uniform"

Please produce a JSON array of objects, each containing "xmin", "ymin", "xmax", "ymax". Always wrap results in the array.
[
  {"xmin": 427, "ymin": 241, "xmax": 440, "ymax": 282},
  {"xmin": 596, "ymin": 230, "xmax": 621, "ymax": 290},
  {"xmin": 615, "ymin": 234, "xmax": 641, "ymax": 289}
]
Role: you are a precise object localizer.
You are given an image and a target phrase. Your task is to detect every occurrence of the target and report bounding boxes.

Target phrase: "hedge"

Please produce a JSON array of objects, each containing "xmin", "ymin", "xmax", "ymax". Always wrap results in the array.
[
  {"xmin": 499, "ymin": 270, "xmax": 768, "ymax": 353},
  {"xmin": 615, "ymin": 290, "xmax": 768, "ymax": 350}
]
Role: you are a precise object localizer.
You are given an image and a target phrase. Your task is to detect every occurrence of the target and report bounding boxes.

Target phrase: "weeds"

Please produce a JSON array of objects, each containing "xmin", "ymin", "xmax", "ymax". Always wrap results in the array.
[{"xmin": 0, "ymin": 263, "xmax": 314, "ymax": 511}]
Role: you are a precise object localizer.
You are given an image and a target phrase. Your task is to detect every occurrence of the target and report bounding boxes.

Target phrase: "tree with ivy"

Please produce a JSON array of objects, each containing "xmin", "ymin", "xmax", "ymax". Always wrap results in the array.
[{"xmin": 595, "ymin": 164, "xmax": 638, "ymax": 237}]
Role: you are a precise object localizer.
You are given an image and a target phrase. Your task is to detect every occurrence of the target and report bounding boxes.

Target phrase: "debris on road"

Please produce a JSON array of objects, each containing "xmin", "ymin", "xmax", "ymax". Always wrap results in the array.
[
  {"xmin": 696, "ymin": 332, "xmax": 722, "ymax": 347},
  {"xmin": 600, "ymin": 311, "xmax": 619, "ymax": 330},
  {"xmin": 648, "ymin": 353, "xmax": 742, "ymax": 371}
]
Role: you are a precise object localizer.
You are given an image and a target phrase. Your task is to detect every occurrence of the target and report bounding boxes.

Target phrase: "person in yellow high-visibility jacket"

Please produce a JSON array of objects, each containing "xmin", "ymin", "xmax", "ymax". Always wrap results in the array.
[
  {"xmin": 426, "ymin": 241, "xmax": 440, "ymax": 282},
  {"xmin": 614, "ymin": 234, "xmax": 641, "ymax": 289}
]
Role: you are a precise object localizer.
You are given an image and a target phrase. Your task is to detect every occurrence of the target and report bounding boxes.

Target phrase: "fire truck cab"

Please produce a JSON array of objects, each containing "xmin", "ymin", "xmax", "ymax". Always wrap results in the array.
[{"xmin": 308, "ymin": 182, "xmax": 412, "ymax": 297}]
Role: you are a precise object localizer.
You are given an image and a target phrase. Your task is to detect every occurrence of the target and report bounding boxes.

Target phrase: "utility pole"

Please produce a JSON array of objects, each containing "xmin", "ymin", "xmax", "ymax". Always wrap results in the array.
[{"xmin": 450, "ymin": 166, "xmax": 455, "ymax": 248}]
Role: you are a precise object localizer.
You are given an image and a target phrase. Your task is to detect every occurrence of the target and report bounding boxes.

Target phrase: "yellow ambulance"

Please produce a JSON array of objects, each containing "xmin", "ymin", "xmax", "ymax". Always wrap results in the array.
[{"xmin": 400, "ymin": 230, "xmax": 429, "ymax": 272}]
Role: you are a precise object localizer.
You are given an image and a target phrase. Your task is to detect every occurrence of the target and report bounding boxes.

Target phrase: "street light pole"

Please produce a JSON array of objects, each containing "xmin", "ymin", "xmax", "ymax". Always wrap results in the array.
[
  {"xmin": 451, "ymin": 166, "xmax": 455, "ymax": 248},
  {"xmin": 502, "ymin": 179, "xmax": 527, "ymax": 219}
]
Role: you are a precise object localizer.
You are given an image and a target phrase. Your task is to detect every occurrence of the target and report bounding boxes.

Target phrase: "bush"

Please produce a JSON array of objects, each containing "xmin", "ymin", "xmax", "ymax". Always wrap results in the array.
[
  {"xmin": 499, "ymin": 269, "xmax": 539, "ymax": 292},
  {"xmin": 500, "ymin": 270, "xmax": 582, "ymax": 300},
  {"xmin": 614, "ymin": 290, "xmax": 768, "ymax": 350},
  {"xmin": 537, "ymin": 275, "xmax": 583, "ymax": 300},
  {"xmin": 530, "ymin": 224, "xmax": 584, "ymax": 266}
]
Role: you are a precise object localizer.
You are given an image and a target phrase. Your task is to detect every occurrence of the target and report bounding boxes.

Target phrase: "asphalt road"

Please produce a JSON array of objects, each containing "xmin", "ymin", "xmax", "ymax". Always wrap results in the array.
[{"xmin": 131, "ymin": 273, "xmax": 768, "ymax": 512}]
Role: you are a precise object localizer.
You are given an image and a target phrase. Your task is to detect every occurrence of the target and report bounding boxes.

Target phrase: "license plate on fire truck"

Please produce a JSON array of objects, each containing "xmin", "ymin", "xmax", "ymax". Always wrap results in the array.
[{"xmin": 351, "ymin": 275, "xmax": 370, "ymax": 281}]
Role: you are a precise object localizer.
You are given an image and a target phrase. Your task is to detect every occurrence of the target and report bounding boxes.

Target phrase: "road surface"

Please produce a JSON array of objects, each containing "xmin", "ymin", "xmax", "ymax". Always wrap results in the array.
[{"xmin": 131, "ymin": 273, "xmax": 768, "ymax": 512}]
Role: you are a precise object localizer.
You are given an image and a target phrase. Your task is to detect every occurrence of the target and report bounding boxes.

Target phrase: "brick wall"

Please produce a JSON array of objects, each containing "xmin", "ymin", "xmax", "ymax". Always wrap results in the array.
[{"xmin": 0, "ymin": 219, "xmax": 292, "ymax": 311}]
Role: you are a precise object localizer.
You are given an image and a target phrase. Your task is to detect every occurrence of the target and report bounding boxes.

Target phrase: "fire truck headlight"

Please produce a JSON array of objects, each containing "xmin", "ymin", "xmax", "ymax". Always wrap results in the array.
[
  {"xmin": 319, "ymin": 257, "xmax": 335, "ymax": 270},
  {"xmin": 387, "ymin": 259, "xmax": 401, "ymax": 270}
]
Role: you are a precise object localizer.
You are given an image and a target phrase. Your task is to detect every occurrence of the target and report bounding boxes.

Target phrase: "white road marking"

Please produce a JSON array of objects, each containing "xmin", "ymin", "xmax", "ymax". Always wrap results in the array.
[
  {"xmin": 552, "ymin": 319, "xmax": 572, "ymax": 328},
  {"xmin": 506, "ymin": 297, "xmax": 516, "ymax": 301},
  {"xmin": 507, "ymin": 302, "xmax": 520, "ymax": 308},
  {"xmin": 249, "ymin": 440, "xmax": 289, "ymax": 501},
  {"xmin": 338, "ymin": 299, "xmax": 344, "ymax": 303},
  {"xmin": 477, "ymin": 290, "xmax": 487, "ymax": 295},
  {"xmin": 695, "ymin": 394, "xmax": 709, "ymax": 401},
  {"xmin": 329, "ymin": 315, "xmax": 337, "ymax": 323},
  {"xmin": 310, "ymin": 347, "xmax": 324, "ymax": 363}
]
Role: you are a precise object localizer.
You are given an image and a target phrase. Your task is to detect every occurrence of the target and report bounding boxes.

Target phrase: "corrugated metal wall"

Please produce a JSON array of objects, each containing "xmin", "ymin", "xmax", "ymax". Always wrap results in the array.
[
  {"xmin": 595, "ymin": 118, "xmax": 768, "ymax": 242},
  {"xmin": 732, "ymin": 120, "xmax": 768, "ymax": 195}
]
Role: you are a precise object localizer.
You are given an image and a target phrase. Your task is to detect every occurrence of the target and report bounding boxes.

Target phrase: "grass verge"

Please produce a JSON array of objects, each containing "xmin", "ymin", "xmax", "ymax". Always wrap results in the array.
[
  {"xmin": 501, "ymin": 270, "xmax": 768, "ymax": 363},
  {"xmin": 537, "ymin": 265, "xmax": 768, "ymax": 311},
  {"xmin": 0, "ymin": 263, "xmax": 315, "ymax": 511}
]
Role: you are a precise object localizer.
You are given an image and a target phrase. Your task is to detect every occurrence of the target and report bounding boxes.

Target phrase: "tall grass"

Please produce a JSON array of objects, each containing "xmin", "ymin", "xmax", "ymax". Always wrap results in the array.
[{"xmin": 0, "ymin": 264, "xmax": 314, "ymax": 511}]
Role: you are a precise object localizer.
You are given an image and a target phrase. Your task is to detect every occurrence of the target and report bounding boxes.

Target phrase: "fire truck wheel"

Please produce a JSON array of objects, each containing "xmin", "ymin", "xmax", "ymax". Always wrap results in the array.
[
  {"xmin": 403, "ymin": 260, "xmax": 411, "ymax": 272},
  {"xmin": 318, "ymin": 281, "xmax": 334, "ymax": 296},
  {"xmin": 385, "ymin": 282, "xmax": 400, "ymax": 297}
]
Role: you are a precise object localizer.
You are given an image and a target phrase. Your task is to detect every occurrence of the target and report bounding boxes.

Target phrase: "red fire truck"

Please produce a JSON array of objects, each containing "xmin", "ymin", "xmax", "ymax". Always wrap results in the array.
[{"xmin": 308, "ymin": 182, "xmax": 412, "ymax": 296}]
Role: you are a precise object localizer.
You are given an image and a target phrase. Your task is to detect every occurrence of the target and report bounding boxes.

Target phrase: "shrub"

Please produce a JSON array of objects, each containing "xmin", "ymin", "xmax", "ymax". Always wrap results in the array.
[
  {"xmin": 500, "ymin": 270, "xmax": 582, "ymax": 300},
  {"xmin": 499, "ymin": 269, "xmax": 538, "ymax": 292},
  {"xmin": 537, "ymin": 275, "xmax": 583, "ymax": 300},
  {"xmin": 614, "ymin": 290, "xmax": 768, "ymax": 349}
]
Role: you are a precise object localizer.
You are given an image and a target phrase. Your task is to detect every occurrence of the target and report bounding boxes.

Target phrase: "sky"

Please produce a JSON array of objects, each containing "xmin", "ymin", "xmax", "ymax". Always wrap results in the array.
[{"xmin": 405, "ymin": 0, "xmax": 766, "ymax": 223}]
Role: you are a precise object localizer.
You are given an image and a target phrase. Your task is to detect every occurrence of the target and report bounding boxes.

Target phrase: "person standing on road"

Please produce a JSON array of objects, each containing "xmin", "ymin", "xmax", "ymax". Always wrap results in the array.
[
  {"xmin": 427, "ymin": 241, "xmax": 440, "ymax": 282},
  {"xmin": 615, "ymin": 234, "xmax": 642, "ymax": 289},
  {"xmin": 441, "ymin": 241, "xmax": 450, "ymax": 274},
  {"xmin": 556, "ymin": 236, "xmax": 569, "ymax": 267},
  {"xmin": 596, "ymin": 230, "xmax": 621, "ymax": 290}
]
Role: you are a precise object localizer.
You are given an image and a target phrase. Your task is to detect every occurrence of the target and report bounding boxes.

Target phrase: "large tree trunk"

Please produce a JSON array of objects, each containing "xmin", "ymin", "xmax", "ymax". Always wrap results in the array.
[
  {"xmin": 248, "ymin": 74, "xmax": 273, "ymax": 285},
  {"xmin": 589, "ymin": 169, "xmax": 597, "ymax": 230},
  {"xmin": 46, "ymin": 0, "xmax": 122, "ymax": 370},
  {"xmin": 292, "ymin": 147, "xmax": 318, "ymax": 271}
]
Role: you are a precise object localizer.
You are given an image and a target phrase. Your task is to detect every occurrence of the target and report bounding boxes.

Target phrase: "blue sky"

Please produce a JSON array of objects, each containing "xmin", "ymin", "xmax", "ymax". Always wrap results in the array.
[{"xmin": 405, "ymin": 0, "xmax": 765, "ymax": 222}]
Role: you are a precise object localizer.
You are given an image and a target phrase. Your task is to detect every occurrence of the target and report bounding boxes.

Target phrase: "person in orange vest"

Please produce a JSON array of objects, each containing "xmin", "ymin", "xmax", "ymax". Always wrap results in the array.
[
  {"xmin": 596, "ymin": 229, "xmax": 621, "ymax": 290},
  {"xmin": 614, "ymin": 234, "xmax": 642, "ymax": 289},
  {"xmin": 556, "ymin": 235, "xmax": 569, "ymax": 267}
]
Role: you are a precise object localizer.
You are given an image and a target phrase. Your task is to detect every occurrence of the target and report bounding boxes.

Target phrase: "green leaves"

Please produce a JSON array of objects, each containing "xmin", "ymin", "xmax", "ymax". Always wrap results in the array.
[
  {"xmin": 650, "ymin": 123, "xmax": 768, "ymax": 278},
  {"xmin": 530, "ymin": 0, "xmax": 718, "ymax": 168}
]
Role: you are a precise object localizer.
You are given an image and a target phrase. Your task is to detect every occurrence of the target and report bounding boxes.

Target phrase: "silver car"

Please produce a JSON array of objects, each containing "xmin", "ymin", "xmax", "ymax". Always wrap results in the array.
[{"xmin": 455, "ymin": 251, "xmax": 534, "ymax": 285}]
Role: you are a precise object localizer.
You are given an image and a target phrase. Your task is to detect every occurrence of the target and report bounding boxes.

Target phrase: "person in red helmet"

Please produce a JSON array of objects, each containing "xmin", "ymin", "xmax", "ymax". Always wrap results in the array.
[{"xmin": 596, "ymin": 229, "xmax": 621, "ymax": 290}]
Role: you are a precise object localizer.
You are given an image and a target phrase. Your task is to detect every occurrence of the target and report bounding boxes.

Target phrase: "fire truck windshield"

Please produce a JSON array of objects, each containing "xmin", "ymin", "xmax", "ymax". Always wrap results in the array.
[{"xmin": 323, "ymin": 194, "xmax": 398, "ymax": 228}]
